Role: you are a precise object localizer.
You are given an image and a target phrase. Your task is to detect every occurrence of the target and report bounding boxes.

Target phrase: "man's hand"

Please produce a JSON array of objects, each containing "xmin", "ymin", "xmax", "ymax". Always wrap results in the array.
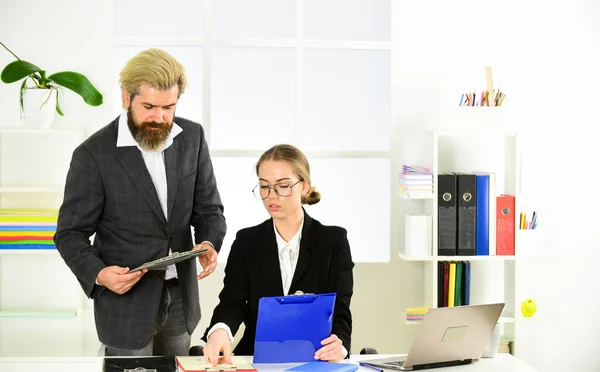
[
  {"xmin": 196, "ymin": 242, "xmax": 217, "ymax": 280},
  {"xmin": 315, "ymin": 334, "xmax": 344, "ymax": 362},
  {"xmin": 203, "ymin": 328, "xmax": 233, "ymax": 367},
  {"xmin": 96, "ymin": 266, "xmax": 147, "ymax": 294}
]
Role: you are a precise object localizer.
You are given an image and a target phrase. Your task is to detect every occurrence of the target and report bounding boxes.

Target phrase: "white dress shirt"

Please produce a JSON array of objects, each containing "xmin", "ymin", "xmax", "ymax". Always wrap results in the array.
[
  {"xmin": 116, "ymin": 110, "xmax": 182, "ymax": 280},
  {"xmin": 275, "ymin": 218, "xmax": 303, "ymax": 296}
]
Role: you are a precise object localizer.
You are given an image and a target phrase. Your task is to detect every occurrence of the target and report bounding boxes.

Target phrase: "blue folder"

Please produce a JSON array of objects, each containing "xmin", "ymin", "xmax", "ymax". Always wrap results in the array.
[
  {"xmin": 253, "ymin": 292, "xmax": 336, "ymax": 364},
  {"xmin": 475, "ymin": 174, "xmax": 490, "ymax": 256},
  {"xmin": 285, "ymin": 362, "xmax": 357, "ymax": 372}
]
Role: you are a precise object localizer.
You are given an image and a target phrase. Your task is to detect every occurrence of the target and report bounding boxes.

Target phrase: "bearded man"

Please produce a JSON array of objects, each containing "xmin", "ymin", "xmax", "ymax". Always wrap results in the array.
[{"xmin": 54, "ymin": 48, "xmax": 226, "ymax": 357}]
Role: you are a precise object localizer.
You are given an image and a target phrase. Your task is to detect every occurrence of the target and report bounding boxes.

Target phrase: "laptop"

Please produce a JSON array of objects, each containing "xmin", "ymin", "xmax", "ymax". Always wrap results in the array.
[{"xmin": 360, "ymin": 303, "xmax": 505, "ymax": 371}]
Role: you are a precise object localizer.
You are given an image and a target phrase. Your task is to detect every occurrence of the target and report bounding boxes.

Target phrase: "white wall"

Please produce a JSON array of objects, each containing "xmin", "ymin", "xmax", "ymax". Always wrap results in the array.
[{"xmin": 1, "ymin": 0, "xmax": 600, "ymax": 371}]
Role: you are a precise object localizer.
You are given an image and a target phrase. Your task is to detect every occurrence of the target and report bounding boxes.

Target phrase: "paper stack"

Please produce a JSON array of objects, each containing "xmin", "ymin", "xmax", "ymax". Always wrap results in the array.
[
  {"xmin": 0, "ymin": 209, "xmax": 58, "ymax": 249},
  {"xmin": 406, "ymin": 306, "xmax": 429, "ymax": 322},
  {"xmin": 399, "ymin": 165, "xmax": 433, "ymax": 198}
]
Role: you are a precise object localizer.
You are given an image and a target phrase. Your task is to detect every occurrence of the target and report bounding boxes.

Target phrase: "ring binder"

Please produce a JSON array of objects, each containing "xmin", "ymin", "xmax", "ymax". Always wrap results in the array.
[{"xmin": 253, "ymin": 292, "xmax": 336, "ymax": 363}]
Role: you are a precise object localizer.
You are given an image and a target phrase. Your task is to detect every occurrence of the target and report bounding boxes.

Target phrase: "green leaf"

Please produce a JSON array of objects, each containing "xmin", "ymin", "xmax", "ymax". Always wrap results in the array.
[
  {"xmin": 55, "ymin": 89, "xmax": 64, "ymax": 116},
  {"xmin": 48, "ymin": 71, "xmax": 103, "ymax": 106},
  {"xmin": 1, "ymin": 60, "xmax": 43, "ymax": 84},
  {"xmin": 19, "ymin": 79, "xmax": 27, "ymax": 116}
]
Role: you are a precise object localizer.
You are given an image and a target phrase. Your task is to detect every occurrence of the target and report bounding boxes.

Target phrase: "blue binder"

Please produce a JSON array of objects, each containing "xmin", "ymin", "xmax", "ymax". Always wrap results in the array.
[
  {"xmin": 253, "ymin": 292, "xmax": 336, "ymax": 364},
  {"xmin": 475, "ymin": 174, "xmax": 490, "ymax": 256}
]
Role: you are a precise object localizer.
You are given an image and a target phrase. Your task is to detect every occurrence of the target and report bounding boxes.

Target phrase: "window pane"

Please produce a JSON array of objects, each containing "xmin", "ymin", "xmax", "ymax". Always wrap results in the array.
[
  {"xmin": 210, "ymin": 47, "xmax": 296, "ymax": 150},
  {"xmin": 212, "ymin": 157, "xmax": 390, "ymax": 263},
  {"xmin": 213, "ymin": 0, "xmax": 296, "ymax": 39},
  {"xmin": 113, "ymin": 46, "xmax": 203, "ymax": 124},
  {"xmin": 301, "ymin": 49, "xmax": 390, "ymax": 151},
  {"xmin": 304, "ymin": 0, "xmax": 390, "ymax": 41},
  {"xmin": 305, "ymin": 158, "xmax": 390, "ymax": 263},
  {"xmin": 114, "ymin": 0, "xmax": 203, "ymax": 39},
  {"xmin": 211, "ymin": 157, "xmax": 268, "ymax": 263}
]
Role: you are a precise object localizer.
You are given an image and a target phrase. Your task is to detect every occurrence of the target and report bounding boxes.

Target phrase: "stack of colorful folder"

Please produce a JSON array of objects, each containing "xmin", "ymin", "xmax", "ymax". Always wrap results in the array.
[
  {"xmin": 406, "ymin": 306, "xmax": 429, "ymax": 322},
  {"xmin": 0, "ymin": 209, "xmax": 58, "ymax": 250}
]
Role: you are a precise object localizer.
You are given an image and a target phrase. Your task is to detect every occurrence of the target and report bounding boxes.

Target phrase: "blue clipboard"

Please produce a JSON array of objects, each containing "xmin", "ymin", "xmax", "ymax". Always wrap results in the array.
[{"xmin": 253, "ymin": 292, "xmax": 336, "ymax": 363}]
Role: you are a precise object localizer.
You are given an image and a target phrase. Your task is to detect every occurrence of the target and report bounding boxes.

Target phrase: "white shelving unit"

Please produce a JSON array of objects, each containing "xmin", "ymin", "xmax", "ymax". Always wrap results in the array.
[
  {"xmin": 397, "ymin": 112, "xmax": 544, "ymax": 356},
  {"xmin": 398, "ymin": 252, "xmax": 516, "ymax": 262},
  {"xmin": 0, "ymin": 127, "xmax": 86, "ymax": 318}
]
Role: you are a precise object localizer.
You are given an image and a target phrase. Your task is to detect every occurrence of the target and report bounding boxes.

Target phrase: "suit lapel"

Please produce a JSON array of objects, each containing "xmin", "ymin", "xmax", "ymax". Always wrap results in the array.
[
  {"xmin": 258, "ymin": 220, "xmax": 285, "ymax": 295},
  {"xmin": 164, "ymin": 139, "xmax": 184, "ymax": 222},
  {"xmin": 290, "ymin": 211, "xmax": 316, "ymax": 291},
  {"xmin": 116, "ymin": 146, "xmax": 167, "ymax": 226}
]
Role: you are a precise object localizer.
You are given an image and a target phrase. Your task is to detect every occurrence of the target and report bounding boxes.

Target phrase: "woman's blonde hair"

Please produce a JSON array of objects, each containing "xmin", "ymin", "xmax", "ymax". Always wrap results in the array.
[
  {"xmin": 119, "ymin": 48, "xmax": 187, "ymax": 104},
  {"xmin": 256, "ymin": 144, "xmax": 321, "ymax": 205}
]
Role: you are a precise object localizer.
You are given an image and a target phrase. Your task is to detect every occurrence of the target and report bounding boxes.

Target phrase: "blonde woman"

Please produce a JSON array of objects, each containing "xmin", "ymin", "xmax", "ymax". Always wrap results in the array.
[
  {"xmin": 55, "ymin": 48, "xmax": 226, "ymax": 356},
  {"xmin": 202, "ymin": 144, "xmax": 354, "ymax": 365}
]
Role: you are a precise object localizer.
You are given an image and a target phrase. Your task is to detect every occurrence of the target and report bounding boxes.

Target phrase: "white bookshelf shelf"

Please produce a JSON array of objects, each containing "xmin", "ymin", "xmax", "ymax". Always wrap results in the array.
[
  {"xmin": 0, "ymin": 249, "xmax": 58, "ymax": 255},
  {"xmin": 0, "ymin": 308, "xmax": 77, "ymax": 318},
  {"xmin": 0, "ymin": 186, "xmax": 64, "ymax": 193},
  {"xmin": 398, "ymin": 252, "xmax": 516, "ymax": 261},
  {"xmin": 0, "ymin": 128, "xmax": 83, "ymax": 135},
  {"xmin": 0, "ymin": 127, "xmax": 81, "ymax": 321}
]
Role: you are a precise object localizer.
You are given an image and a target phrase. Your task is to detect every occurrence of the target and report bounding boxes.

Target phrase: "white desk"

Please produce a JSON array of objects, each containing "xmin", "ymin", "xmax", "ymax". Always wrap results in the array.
[{"xmin": 0, "ymin": 354, "xmax": 538, "ymax": 372}]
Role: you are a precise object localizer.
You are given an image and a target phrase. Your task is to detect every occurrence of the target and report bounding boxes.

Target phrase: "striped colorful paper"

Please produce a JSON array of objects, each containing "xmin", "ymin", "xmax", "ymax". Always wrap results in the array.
[
  {"xmin": 0, "ymin": 209, "xmax": 58, "ymax": 250},
  {"xmin": 406, "ymin": 306, "xmax": 429, "ymax": 321}
]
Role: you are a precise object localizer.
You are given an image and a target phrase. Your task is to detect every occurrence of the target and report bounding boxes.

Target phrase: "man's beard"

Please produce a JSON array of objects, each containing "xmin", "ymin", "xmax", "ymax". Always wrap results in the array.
[{"xmin": 127, "ymin": 107, "xmax": 173, "ymax": 152}]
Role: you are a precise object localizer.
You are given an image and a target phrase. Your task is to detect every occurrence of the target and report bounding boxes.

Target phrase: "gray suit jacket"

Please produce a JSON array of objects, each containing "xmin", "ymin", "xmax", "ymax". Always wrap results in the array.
[{"xmin": 54, "ymin": 116, "xmax": 226, "ymax": 349}]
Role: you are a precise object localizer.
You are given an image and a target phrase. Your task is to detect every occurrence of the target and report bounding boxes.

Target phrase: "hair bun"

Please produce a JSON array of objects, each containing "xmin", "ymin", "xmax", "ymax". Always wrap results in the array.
[{"xmin": 302, "ymin": 186, "xmax": 321, "ymax": 205}]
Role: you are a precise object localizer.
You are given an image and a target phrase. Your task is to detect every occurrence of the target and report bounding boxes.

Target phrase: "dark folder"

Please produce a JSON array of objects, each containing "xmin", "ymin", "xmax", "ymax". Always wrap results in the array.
[
  {"xmin": 437, "ymin": 261, "xmax": 444, "ymax": 308},
  {"xmin": 438, "ymin": 174, "xmax": 457, "ymax": 256},
  {"xmin": 457, "ymin": 174, "xmax": 477, "ymax": 256},
  {"xmin": 443, "ymin": 262, "xmax": 449, "ymax": 307},
  {"xmin": 462, "ymin": 261, "xmax": 471, "ymax": 305},
  {"xmin": 253, "ymin": 292, "xmax": 336, "ymax": 363},
  {"xmin": 103, "ymin": 356, "xmax": 177, "ymax": 372}
]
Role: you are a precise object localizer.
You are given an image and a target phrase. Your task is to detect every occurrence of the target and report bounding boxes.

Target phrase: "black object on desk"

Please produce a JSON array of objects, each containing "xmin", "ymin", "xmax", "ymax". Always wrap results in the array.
[{"xmin": 103, "ymin": 356, "xmax": 177, "ymax": 372}]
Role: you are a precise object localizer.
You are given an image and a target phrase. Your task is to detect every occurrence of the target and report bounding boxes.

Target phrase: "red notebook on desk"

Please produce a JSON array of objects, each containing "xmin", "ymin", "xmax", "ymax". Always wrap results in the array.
[{"xmin": 496, "ymin": 195, "xmax": 515, "ymax": 255}]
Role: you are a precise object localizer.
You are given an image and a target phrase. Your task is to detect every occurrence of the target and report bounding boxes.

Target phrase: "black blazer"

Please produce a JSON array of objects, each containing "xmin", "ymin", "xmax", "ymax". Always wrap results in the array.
[
  {"xmin": 54, "ymin": 116, "xmax": 226, "ymax": 349},
  {"xmin": 204, "ymin": 209, "xmax": 354, "ymax": 355}
]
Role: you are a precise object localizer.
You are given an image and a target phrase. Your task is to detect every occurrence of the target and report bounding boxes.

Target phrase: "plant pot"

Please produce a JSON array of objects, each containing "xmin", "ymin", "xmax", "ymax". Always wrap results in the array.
[{"xmin": 22, "ymin": 88, "xmax": 57, "ymax": 129}]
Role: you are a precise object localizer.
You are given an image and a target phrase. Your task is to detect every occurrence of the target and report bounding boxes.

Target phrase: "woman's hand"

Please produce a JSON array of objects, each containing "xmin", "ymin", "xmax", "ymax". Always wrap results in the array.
[
  {"xmin": 203, "ymin": 328, "xmax": 233, "ymax": 367},
  {"xmin": 315, "ymin": 334, "xmax": 344, "ymax": 362}
]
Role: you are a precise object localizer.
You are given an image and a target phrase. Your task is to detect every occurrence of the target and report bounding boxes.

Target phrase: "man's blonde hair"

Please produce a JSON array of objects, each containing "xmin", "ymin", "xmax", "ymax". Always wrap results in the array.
[{"xmin": 119, "ymin": 48, "xmax": 187, "ymax": 103}]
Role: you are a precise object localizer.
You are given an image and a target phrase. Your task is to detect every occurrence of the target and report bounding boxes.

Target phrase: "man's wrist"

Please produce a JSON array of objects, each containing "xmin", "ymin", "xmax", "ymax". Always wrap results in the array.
[
  {"xmin": 95, "ymin": 269, "xmax": 104, "ymax": 286},
  {"xmin": 199, "ymin": 241, "xmax": 215, "ymax": 250}
]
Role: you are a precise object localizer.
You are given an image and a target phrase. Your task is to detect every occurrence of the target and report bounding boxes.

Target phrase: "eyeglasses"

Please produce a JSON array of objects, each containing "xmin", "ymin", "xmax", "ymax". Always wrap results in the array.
[{"xmin": 252, "ymin": 180, "xmax": 303, "ymax": 200}]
